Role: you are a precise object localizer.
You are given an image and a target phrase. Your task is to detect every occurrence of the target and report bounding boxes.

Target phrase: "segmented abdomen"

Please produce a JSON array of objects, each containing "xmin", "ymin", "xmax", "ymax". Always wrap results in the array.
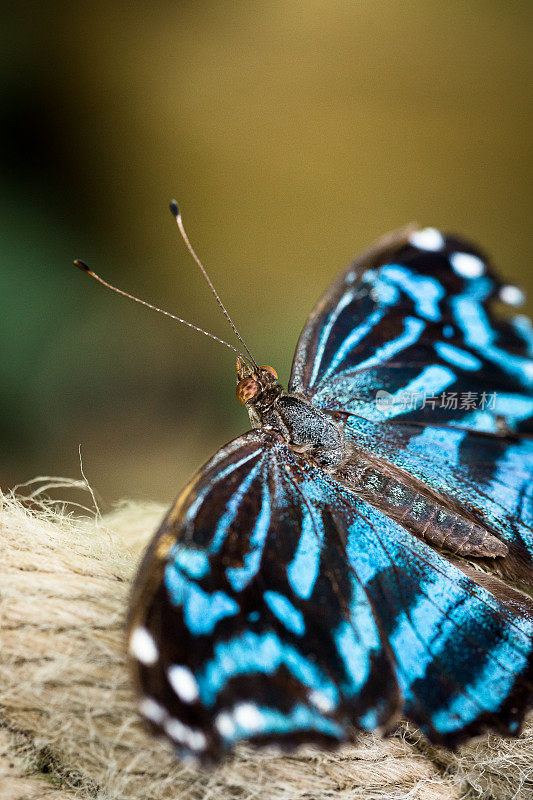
[{"xmin": 347, "ymin": 463, "xmax": 507, "ymax": 558}]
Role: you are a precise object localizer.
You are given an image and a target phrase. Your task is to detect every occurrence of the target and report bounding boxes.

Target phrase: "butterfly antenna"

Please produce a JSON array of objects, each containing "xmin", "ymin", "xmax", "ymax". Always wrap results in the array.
[
  {"xmin": 169, "ymin": 200, "xmax": 259, "ymax": 371},
  {"xmin": 73, "ymin": 259, "xmax": 255, "ymax": 364}
]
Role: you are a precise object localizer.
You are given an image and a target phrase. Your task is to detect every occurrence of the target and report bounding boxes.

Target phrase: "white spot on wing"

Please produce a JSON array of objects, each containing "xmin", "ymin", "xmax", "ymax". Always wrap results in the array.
[
  {"xmin": 409, "ymin": 228, "xmax": 445, "ymax": 251},
  {"xmin": 499, "ymin": 285, "xmax": 525, "ymax": 306},
  {"xmin": 189, "ymin": 730, "xmax": 207, "ymax": 751},
  {"xmin": 309, "ymin": 690, "xmax": 334, "ymax": 713},
  {"xmin": 129, "ymin": 627, "xmax": 158, "ymax": 665},
  {"xmin": 215, "ymin": 712, "xmax": 236, "ymax": 738},
  {"xmin": 165, "ymin": 718, "xmax": 207, "ymax": 750},
  {"xmin": 138, "ymin": 697, "xmax": 166, "ymax": 724},
  {"xmin": 167, "ymin": 665, "xmax": 199, "ymax": 703},
  {"xmin": 450, "ymin": 251, "xmax": 485, "ymax": 278},
  {"xmin": 233, "ymin": 702, "xmax": 263, "ymax": 731}
]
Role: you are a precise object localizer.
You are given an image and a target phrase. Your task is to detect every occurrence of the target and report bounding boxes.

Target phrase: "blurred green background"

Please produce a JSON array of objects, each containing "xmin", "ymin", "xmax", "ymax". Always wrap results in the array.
[{"xmin": 2, "ymin": 1, "xmax": 532, "ymax": 507}]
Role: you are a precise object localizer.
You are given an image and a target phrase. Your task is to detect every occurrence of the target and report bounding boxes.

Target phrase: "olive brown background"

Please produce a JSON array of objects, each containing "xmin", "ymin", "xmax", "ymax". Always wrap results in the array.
[{"xmin": 2, "ymin": 1, "xmax": 532, "ymax": 508}]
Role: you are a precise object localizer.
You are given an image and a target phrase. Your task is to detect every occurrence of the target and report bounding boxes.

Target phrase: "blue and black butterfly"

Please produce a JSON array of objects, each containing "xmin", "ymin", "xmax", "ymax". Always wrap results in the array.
[{"xmin": 123, "ymin": 223, "xmax": 533, "ymax": 762}]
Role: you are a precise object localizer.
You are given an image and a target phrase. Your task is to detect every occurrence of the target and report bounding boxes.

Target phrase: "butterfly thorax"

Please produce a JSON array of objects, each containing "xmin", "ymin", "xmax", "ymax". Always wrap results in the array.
[
  {"xmin": 235, "ymin": 359, "xmax": 352, "ymax": 469},
  {"xmin": 262, "ymin": 392, "xmax": 354, "ymax": 470}
]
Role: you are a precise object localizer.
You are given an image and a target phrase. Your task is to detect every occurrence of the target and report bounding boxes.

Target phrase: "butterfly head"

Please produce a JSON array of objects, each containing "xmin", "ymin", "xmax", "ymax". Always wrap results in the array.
[{"xmin": 235, "ymin": 357, "xmax": 280, "ymax": 422}]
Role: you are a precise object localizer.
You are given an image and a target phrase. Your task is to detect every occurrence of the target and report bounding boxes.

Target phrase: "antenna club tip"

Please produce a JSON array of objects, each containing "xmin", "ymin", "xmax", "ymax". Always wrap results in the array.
[
  {"xmin": 169, "ymin": 200, "xmax": 180, "ymax": 218},
  {"xmin": 74, "ymin": 259, "xmax": 90, "ymax": 273}
]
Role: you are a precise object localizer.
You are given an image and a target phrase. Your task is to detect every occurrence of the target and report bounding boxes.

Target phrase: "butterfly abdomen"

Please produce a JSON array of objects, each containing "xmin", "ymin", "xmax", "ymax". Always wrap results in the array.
[{"xmin": 347, "ymin": 463, "xmax": 508, "ymax": 558}]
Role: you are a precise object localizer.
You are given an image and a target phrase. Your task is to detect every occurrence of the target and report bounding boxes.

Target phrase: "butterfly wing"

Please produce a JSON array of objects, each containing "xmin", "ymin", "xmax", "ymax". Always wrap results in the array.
[
  {"xmin": 290, "ymin": 225, "xmax": 532, "ymax": 434},
  {"xmin": 127, "ymin": 430, "xmax": 400, "ymax": 762},
  {"xmin": 127, "ymin": 430, "xmax": 533, "ymax": 760},
  {"xmin": 340, "ymin": 496, "xmax": 533, "ymax": 746},
  {"xmin": 289, "ymin": 226, "xmax": 533, "ymax": 582}
]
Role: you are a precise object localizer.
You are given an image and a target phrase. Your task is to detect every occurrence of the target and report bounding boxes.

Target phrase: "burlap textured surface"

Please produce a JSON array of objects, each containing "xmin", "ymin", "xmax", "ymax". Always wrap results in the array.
[{"xmin": 1, "ymin": 484, "xmax": 532, "ymax": 800}]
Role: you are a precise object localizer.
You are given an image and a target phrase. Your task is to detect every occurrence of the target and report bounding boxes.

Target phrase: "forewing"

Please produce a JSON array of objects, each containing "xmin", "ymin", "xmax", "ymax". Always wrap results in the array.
[
  {"xmin": 127, "ymin": 431, "xmax": 400, "ymax": 762},
  {"xmin": 289, "ymin": 225, "xmax": 533, "ymax": 434}
]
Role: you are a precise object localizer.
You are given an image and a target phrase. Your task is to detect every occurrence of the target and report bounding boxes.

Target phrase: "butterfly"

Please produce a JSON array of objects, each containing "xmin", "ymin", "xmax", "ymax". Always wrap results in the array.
[{"xmin": 112, "ymin": 220, "xmax": 533, "ymax": 763}]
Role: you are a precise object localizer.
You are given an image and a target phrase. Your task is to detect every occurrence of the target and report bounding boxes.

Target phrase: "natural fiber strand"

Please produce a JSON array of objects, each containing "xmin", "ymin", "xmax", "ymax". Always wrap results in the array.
[{"xmin": 1, "ymin": 485, "xmax": 532, "ymax": 799}]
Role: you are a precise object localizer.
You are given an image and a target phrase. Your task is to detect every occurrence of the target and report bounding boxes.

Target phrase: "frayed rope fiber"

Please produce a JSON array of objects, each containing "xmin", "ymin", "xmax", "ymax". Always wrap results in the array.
[{"xmin": 1, "ymin": 484, "xmax": 532, "ymax": 800}]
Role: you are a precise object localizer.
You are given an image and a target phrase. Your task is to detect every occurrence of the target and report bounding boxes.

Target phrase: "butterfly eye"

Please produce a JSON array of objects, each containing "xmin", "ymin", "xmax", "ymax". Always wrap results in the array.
[
  {"xmin": 236, "ymin": 377, "xmax": 261, "ymax": 404},
  {"xmin": 260, "ymin": 365, "xmax": 278, "ymax": 380}
]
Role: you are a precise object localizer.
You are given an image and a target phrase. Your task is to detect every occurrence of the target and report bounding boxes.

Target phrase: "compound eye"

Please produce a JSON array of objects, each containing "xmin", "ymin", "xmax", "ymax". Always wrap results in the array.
[
  {"xmin": 260, "ymin": 365, "xmax": 278, "ymax": 380},
  {"xmin": 236, "ymin": 377, "xmax": 261, "ymax": 404}
]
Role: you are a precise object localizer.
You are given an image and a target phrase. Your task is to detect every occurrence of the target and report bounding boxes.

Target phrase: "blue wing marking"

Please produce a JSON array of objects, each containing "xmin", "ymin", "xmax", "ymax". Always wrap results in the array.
[
  {"xmin": 319, "ymin": 306, "xmax": 386, "ymax": 384},
  {"xmin": 183, "ymin": 450, "xmax": 260, "ymax": 539},
  {"xmin": 309, "ymin": 290, "xmax": 358, "ymax": 388},
  {"xmin": 434, "ymin": 342, "xmax": 483, "ymax": 371},
  {"xmin": 220, "ymin": 703, "xmax": 344, "ymax": 742},
  {"xmin": 264, "ymin": 590, "xmax": 306, "ymax": 636},
  {"xmin": 226, "ymin": 479, "xmax": 272, "ymax": 590},
  {"xmin": 333, "ymin": 619, "xmax": 372, "ymax": 693},
  {"xmin": 488, "ymin": 441, "xmax": 533, "ymax": 540},
  {"xmin": 432, "ymin": 636, "xmax": 529, "ymax": 733},
  {"xmin": 375, "ymin": 264, "xmax": 444, "ymax": 321},
  {"xmin": 165, "ymin": 562, "xmax": 239, "ymax": 635},
  {"xmin": 341, "ymin": 316, "xmax": 425, "ymax": 376},
  {"xmin": 364, "ymin": 365, "xmax": 456, "ymax": 422},
  {"xmin": 287, "ymin": 507, "xmax": 323, "ymax": 599},
  {"xmin": 198, "ymin": 630, "xmax": 339, "ymax": 708},
  {"xmin": 452, "ymin": 294, "xmax": 533, "ymax": 388},
  {"xmin": 406, "ymin": 427, "xmax": 467, "ymax": 468},
  {"xmin": 172, "ymin": 546, "xmax": 210, "ymax": 579},
  {"xmin": 512, "ymin": 314, "xmax": 533, "ymax": 355},
  {"xmin": 210, "ymin": 461, "xmax": 264, "ymax": 554}
]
